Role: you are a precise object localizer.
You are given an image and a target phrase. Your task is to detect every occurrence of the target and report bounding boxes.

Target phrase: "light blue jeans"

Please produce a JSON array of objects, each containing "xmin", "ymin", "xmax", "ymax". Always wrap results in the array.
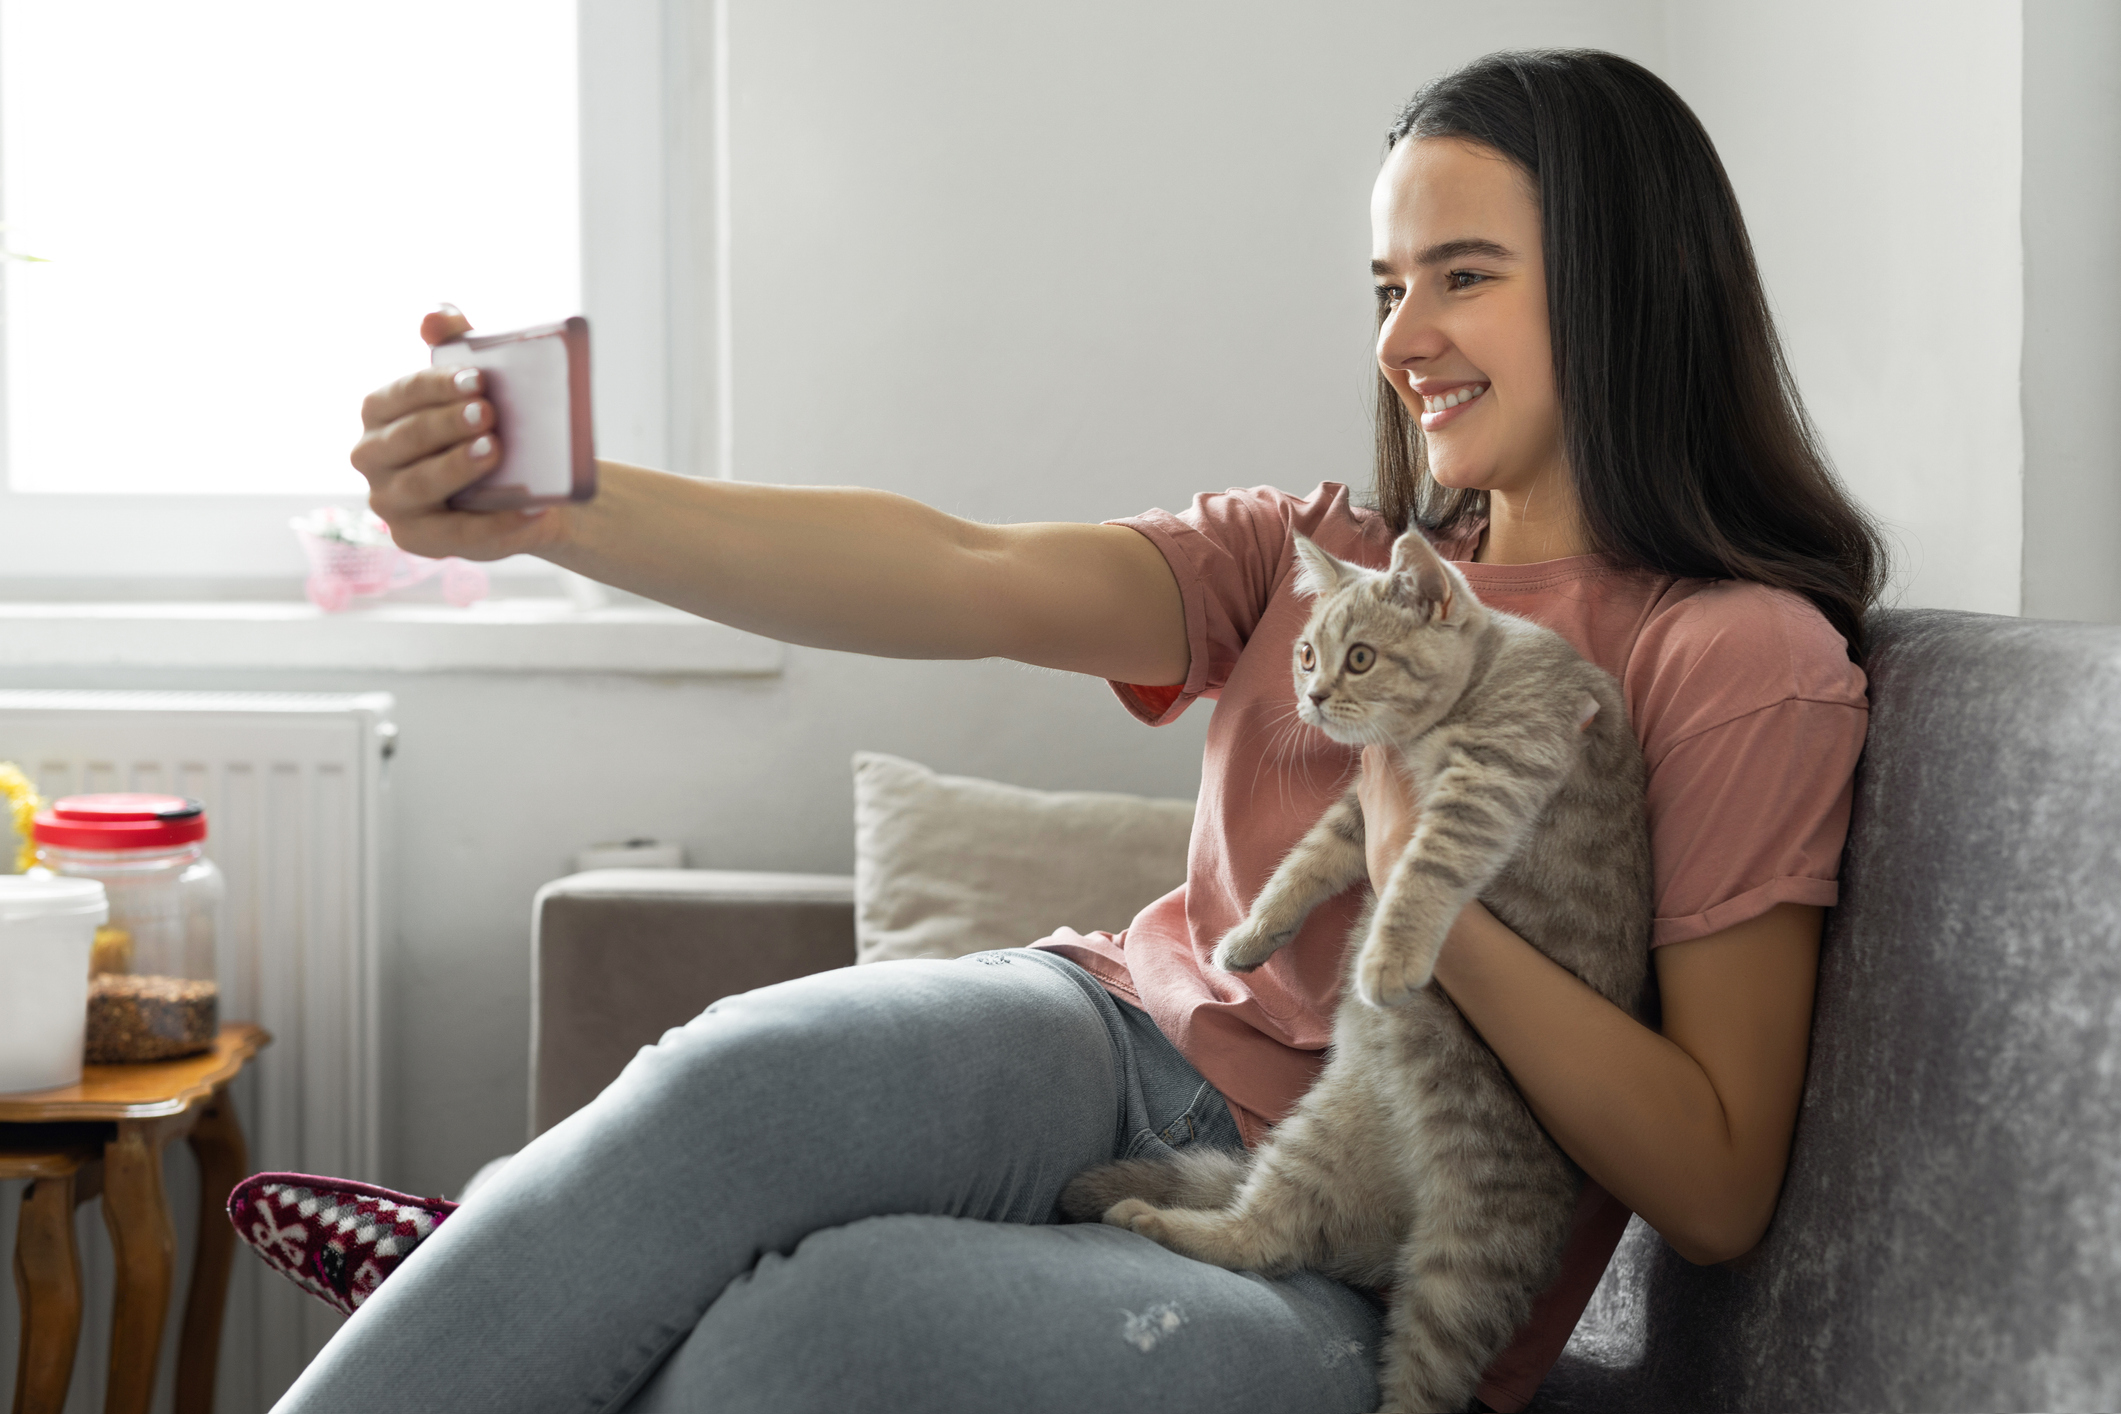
[{"xmin": 273, "ymin": 949, "xmax": 1384, "ymax": 1412}]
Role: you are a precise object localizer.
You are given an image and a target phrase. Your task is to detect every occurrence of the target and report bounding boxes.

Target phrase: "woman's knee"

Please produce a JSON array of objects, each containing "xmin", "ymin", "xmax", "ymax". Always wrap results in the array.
[
  {"xmin": 531, "ymin": 953, "xmax": 1124, "ymax": 1231},
  {"xmin": 627, "ymin": 1214, "xmax": 1384, "ymax": 1414},
  {"xmin": 609, "ymin": 952, "xmax": 1117, "ymax": 1123}
]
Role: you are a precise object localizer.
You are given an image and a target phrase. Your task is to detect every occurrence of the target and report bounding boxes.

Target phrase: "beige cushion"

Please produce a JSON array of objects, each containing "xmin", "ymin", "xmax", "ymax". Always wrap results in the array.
[{"xmin": 852, "ymin": 751, "xmax": 1194, "ymax": 964}]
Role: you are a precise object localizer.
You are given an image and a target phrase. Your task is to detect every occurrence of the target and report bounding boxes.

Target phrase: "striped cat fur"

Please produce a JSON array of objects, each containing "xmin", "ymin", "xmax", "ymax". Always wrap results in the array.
[{"xmin": 1061, "ymin": 527, "xmax": 1653, "ymax": 1413}]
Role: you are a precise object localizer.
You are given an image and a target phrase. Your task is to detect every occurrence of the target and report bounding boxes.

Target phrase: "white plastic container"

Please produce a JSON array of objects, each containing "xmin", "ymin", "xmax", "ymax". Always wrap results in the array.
[{"xmin": 0, "ymin": 875, "xmax": 109, "ymax": 1092}]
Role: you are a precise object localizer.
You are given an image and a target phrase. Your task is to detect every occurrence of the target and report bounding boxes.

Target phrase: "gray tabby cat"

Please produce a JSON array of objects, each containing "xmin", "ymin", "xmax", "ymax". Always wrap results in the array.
[{"xmin": 1061, "ymin": 527, "xmax": 1653, "ymax": 1414}]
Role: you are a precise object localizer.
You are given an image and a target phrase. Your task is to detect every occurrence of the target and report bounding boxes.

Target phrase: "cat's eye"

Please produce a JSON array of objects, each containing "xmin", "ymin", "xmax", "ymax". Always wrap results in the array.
[
  {"xmin": 1345, "ymin": 644, "xmax": 1376, "ymax": 674},
  {"xmin": 1298, "ymin": 642, "xmax": 1316, "ymax": 671}
]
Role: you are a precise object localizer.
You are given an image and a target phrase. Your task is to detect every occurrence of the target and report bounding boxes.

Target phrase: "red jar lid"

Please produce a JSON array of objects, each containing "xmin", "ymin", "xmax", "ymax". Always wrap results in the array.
[{"xmin": 32, "ymin": 793, "xmax": 207, "ymax": 850}]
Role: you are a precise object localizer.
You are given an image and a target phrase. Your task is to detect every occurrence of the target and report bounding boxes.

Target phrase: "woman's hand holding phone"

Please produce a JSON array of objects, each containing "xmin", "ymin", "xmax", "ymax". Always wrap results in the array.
[
  {"xmin": 349, "ymin": 307, "xmax": 571, "ymax": 562},
  {"xmin": 349, "ymin": 305, "xmax": 1186, "ymax": 684}
]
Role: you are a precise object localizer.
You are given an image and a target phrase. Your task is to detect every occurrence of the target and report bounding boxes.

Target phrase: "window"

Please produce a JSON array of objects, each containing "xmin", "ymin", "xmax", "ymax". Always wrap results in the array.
[
  {"xmin": 2, "ymin": 1, "xmax": 577, "ymax": 499},
  {"xmin": 0, "ymin": 0, "xmax": 713, "ymax": 590},
  {"xmin": 0, "ymin": 0, "xmax": 747, "ymax": 673}
]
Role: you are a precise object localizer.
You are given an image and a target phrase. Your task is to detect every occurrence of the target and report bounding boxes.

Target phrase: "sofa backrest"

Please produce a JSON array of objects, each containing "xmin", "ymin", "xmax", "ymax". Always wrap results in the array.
[
  {"xmin": 531, "ymin": 870, "xmax": 856, "ymax": 1137},
  {"xmin": 1533, "ymin": 607, "xmax": 2121, "ymax": 1413}
]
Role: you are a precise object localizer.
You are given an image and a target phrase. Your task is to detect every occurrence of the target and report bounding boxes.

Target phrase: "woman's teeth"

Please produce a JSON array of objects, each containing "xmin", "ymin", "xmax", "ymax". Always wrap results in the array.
[{"xmin": 1422, "ymin": 384, "xmax": 1488, "ymax": 414}]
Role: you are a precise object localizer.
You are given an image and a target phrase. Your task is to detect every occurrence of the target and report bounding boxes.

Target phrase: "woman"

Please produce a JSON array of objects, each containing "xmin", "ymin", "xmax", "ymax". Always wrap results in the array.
[{"xmin": 295, "ymin": 49, "xmax": 1882, "ymax": 1413}]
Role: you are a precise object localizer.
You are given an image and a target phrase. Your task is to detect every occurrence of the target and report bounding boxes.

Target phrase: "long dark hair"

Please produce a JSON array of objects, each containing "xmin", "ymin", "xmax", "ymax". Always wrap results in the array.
[{"xmin": 1375, "ymin": 50, "xmax": 1887, "ymax": 658}]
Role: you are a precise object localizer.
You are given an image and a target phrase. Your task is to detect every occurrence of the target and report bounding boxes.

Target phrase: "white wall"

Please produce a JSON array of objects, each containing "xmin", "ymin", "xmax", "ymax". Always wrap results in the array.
[
  {"xmin": 2, "ymin": 0, "xmax": 2093, "ymax": 1209},
  {"xmin": 2022, "ymin": 0, "xmax": 2121, "ymax": 624},
  {"xmin": 1665, "ymin": 0, "xmax": 2027, "ymax": 617},
  {"xmin": 724, "ymin": 1, "xmax": 1662, "ymax": 527}
]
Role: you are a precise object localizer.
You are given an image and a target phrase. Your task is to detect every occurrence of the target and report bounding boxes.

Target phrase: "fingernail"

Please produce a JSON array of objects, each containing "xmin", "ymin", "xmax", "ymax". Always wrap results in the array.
[
  {"xmin": 436, "ymin": 302, "xmax": 462, "ymax": 316},
  {"xmin": 453, "ymin": 368, "xmax": 481, "ymax": 393},
  {"xmin": 464, "ymin": 403, "xmax": 484, "ymax": 427},
  {"xmin": 469, "ymin": 435, "xmax": 494, "ymax": 459}
]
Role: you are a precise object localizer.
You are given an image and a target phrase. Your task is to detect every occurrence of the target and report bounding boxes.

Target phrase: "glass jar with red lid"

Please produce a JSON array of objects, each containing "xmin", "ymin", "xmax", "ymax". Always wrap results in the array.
[{"xmin": 31, "ymin": 793, "xmax": 224, "ymax": 1062}]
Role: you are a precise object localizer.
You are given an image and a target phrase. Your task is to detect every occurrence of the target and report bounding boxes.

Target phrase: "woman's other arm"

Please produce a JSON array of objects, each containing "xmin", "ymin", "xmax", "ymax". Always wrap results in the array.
[
  {"xmin": 1357, "ymin": 747, "xmax": 1820, "ymax": 1266},
  {"xmin": 1436, "ymin": 899, "xmax": 1817, "ymax": 1266},
  {"xmin": 351, "ymin": 310, "xmax": 1188, "ymax": 686}
]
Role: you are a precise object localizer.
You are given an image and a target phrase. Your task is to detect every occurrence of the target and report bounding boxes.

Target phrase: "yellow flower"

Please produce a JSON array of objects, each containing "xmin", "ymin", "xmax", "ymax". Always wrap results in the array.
[{"xmin": 0, "ymin": 761, "xmax": 42, "ymax": 874}]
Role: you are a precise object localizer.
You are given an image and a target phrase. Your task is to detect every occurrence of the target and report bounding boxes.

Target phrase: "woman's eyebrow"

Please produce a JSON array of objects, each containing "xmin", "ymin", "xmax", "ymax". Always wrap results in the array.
[
  {"xmin": 1415, "ymin": 238, "xmax": 1514, "ymax": 265},
  {"xmin": 1368, "ymin": 239, "xmax": 1515, "ymax": 278}
]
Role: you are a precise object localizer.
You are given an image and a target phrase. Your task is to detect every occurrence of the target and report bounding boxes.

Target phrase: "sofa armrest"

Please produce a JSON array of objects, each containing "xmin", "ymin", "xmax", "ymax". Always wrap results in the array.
[{"xmin": 531, "ymin": 869, "xmax": 855, "ymax": 1136}]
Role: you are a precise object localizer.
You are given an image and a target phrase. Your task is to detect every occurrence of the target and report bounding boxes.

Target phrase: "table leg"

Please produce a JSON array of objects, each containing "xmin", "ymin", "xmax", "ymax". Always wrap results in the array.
[
  {"xmin": 100, "ymin": 1122, "xmax": 176, "ymax": 1414},
  {"xmin": 11, "ymin": 1170, "xmax": 84, "ymax": 1414},
  {"xmin": 174, "ymin": 1093, "xmax": 247, "ymax": 1414}
]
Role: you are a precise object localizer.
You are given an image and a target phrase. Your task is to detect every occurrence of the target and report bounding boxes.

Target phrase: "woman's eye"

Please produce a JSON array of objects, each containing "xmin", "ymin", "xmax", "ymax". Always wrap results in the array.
[
  {"xmin": 1298, "ymin": 642, "xmax": 1316, "ymax": 670},
  {"xmin": 1346, "ymin": 644, "xmax": 1376, "ymax": 673},
  {"xmin": 1446, "ymin": 270, "xmax": 1487, "ymax": 291},
  {"xmin": 1374, "ymin": 285, "xmax": 1404, "ymax": 309}
]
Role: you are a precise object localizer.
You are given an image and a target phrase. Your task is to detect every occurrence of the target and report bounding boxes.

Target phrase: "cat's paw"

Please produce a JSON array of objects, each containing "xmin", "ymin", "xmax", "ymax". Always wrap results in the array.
[
  {"xmin": 1212, "ymin": 918, "xmax": 1292, "ymax": 973},
  {"xmin": 1355, "ymin": 937, "xmax": 1436, "ymax": 1009},
  {"xmin": 1102, "ymin": 1198, "xmax": 1174, "ymax": 1245}
]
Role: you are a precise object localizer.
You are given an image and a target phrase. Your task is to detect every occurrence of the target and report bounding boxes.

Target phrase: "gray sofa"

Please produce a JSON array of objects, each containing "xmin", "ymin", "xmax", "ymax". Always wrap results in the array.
[{"xmin": 529, "ymin": 608, "xmax": 2121, "ymax": 1413}]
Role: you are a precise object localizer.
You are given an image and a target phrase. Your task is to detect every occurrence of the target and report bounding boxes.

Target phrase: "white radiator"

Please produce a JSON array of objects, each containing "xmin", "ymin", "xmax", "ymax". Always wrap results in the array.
[{"xmin": 0, "ymin": 690, "xmax": 395, "ymax": 1414}]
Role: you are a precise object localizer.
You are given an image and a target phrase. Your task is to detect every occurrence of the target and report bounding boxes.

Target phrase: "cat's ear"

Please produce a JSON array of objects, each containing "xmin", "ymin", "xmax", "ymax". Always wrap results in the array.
[
  {"xmin": 1383, "ymin": 529, "xmax": 1459, "ymax": 621},
  {"xmin": 1290, "ymin": 535, "xmax": 1352, "ymax": 599}
]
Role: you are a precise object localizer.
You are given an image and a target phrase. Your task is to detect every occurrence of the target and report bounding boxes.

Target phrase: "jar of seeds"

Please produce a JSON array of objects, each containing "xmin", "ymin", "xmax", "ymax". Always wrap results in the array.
[{"xmin": 32, "ymin": 794, "xmax": 224, "ymax": 1062}]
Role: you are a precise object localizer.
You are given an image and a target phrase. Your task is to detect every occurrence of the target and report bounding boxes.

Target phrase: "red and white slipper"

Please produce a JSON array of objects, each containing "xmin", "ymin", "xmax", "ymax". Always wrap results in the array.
[{"xmin": 227, "ymin": 1172, "xmax": 459, "ymax": 1316}]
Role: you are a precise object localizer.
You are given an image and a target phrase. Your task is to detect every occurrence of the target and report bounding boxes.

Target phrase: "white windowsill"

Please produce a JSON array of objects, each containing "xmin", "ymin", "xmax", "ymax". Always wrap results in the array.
[{"xmin": 0, "ymin": 597, "xmax": 785, "ymax": 675}]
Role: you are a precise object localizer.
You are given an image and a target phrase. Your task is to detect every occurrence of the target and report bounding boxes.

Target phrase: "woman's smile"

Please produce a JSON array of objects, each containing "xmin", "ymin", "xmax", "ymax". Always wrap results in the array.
[{"xmin": 1417, "ymin": 381, "xmax": 1488, "ymax": 431}]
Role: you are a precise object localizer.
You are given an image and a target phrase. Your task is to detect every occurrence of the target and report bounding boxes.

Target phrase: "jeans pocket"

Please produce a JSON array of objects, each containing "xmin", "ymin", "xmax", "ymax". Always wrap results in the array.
[
  {"xmin": 1177, "ymin": 1079, "xmax": 1246, "ymax": 1154},
  {"xmin": 1125, "ymin": 1079, "xmax": 1242, "ymax": 1161}
]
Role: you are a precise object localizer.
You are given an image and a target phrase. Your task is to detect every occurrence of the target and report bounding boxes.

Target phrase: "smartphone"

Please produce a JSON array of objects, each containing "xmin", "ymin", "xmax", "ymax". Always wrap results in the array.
[{"xmin": 429, "ymin": 316, "xmax": 596, "ymax": 510}]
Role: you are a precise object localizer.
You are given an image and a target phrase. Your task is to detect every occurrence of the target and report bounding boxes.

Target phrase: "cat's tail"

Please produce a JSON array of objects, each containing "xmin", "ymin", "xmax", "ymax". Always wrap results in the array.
[{"xmin": 1057, "ymin": 1149, "xmax": 1250, "ymax": 1223}]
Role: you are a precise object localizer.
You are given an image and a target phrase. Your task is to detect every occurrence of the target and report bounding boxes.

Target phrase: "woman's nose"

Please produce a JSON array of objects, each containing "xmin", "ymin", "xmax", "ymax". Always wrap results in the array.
[{"xmin": 1376, "ymin": 294, "xmax": 1442, "ymax": 375}]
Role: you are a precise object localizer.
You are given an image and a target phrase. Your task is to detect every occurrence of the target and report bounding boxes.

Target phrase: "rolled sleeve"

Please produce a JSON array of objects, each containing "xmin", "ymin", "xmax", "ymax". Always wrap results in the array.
[
  {"xmin": 1104, "ymin": 483, "xmax": 1386, "ymax": 727},
  {"xmin": 1106, "ymin": 511, "xmax": 1222, "ymax": 725},
  {"xmin": 1647, "ymin": 697, "xmax": 1868, "ymax": 946}
]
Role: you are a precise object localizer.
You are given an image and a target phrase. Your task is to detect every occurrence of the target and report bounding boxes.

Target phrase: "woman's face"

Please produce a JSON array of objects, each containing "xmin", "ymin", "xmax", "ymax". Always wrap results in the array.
[{"xmin": 1370, "ymin": 137, "xmax": 1562, "ymax": 499}]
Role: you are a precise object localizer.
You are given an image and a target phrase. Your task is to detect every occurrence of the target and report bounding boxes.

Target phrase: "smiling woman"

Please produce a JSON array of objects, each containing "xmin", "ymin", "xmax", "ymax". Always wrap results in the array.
[
  {"xmin": 1371, "ymin": 54, "xmax": 1886, "ymax": 656},
  {"xmin": 282, "ymin": 45, "xmax": 1885, "ymax": 1414}
]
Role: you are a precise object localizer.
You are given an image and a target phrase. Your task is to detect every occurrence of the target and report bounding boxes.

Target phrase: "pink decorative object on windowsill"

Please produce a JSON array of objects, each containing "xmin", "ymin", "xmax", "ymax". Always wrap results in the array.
[{"xmin": 290, "ymin": 508, "xmax": 488, "ymax": 613}]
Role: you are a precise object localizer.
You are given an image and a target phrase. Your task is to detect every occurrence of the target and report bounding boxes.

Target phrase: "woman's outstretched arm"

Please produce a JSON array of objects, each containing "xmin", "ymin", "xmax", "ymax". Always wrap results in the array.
[
  {"xmin": 1356, "ymin": 746, "xmax": 1820, "ymax": 1266},
  {"xmin": 541, "ymin": 466, "xmax": 1188, "ymax": 681},
  {"xmin": 351, "ymin": 309, "xmax": 1188, "ymax": 686}
]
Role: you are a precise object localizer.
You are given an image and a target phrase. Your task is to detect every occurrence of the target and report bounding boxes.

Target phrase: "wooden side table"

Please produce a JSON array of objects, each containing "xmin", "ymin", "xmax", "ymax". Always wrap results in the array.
[{"xmin": 1, "ymin": 1024, "xmax": 269, "ymax": 1414}]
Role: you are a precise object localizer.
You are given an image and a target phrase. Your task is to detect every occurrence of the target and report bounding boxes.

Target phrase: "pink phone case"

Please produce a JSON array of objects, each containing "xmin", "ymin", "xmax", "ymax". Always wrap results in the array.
[{"xmin": 430, "ymin": 316, "xmax": 596, "ymax": 510}]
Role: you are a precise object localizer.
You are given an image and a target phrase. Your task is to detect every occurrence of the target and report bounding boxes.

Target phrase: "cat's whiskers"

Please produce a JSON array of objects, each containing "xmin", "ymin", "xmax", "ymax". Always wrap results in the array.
[
  {"xmin": 1281, "ymin": 708, "xmax": 1331, "ymax": 805},
  {"xmin": 1249, "ymin": 698, "xmax": 1324, "ymax": 820},
  {"xmin": 1245, "ymin": 700, "xmax": 1305, "ymax": 808},
  {"xmin": 1288, "ymin": 710, "xmax": 1327, "ymax": 807},
  {"xmin": 1271, "ymin": 706, "xmax": 1326, "ymax": 818}
]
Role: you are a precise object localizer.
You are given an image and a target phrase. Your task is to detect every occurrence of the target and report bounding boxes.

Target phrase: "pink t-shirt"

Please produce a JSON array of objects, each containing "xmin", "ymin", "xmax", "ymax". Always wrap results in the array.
[{"xmin": 1030, "ymin": 481, "xmax": 1868, "ymax": 1412}]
